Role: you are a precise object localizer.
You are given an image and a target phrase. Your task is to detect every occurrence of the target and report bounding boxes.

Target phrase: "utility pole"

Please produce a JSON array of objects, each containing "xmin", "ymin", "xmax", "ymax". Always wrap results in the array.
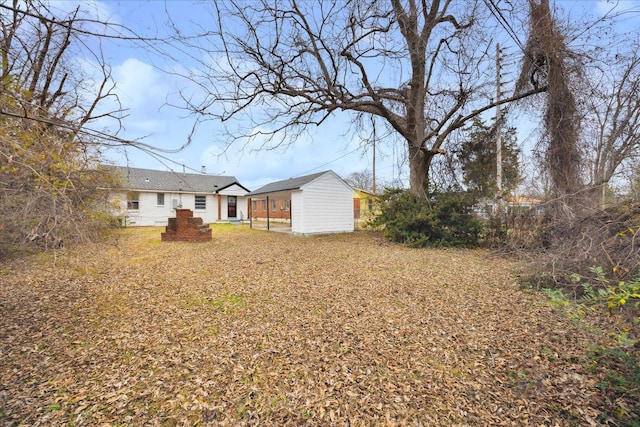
[
  {"xmin": 372, "ymin": 117, "xmax": 377, "ymax": 194},
  {"xmin": 496, "ymin": 43, "xmax": 503, "ymax": 196}
]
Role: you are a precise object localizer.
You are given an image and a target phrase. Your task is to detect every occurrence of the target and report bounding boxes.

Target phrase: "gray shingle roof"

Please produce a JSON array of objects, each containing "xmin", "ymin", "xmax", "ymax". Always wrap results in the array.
[
  {"xmin": 106, "ymin": 165, "xmax": 246, "ymax": 193},
  {"xmin": 247, "ymin": 171, "xmax": 331, "ymax": 196}
]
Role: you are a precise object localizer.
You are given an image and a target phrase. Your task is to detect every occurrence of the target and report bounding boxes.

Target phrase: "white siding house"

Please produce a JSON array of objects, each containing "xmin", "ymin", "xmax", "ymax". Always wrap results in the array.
[
  {"xmin": 248, "ymin": 170, "xmax": 354, "ymax": 234},
  {"xmin": 107, "ymin": 166, "xmax": 250, "ymax": 226}
]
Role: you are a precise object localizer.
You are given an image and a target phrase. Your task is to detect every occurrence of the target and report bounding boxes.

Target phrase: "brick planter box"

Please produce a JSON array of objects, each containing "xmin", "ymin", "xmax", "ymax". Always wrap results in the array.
[{"xmin": 161, "ymin": 209, "xmax": 212, "ymax": 242}]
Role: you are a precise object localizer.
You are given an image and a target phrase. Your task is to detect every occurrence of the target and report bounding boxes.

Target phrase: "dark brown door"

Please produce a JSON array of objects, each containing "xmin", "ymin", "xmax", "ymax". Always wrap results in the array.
[{"xmin": 228, "ymin": 196, "xmax": 237, "ymax": 218}]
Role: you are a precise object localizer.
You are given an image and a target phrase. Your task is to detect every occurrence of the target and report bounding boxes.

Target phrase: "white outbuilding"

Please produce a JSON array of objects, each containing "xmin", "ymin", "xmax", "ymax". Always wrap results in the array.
[{"xmin": 248, "ymin": 170, "xmax": 354, "ymax": 235}]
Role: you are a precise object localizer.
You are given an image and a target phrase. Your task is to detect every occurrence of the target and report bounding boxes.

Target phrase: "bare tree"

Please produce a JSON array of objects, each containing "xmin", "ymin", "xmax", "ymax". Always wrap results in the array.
[
  {"xmin": 583, "ymin": 45, "xmax": 640, "ymax": 208},
  {"xmin": 515, "ymin": 0, "xmax": 582, "ymax": 211},
  {"xmin": 176, "ymin": 0, "xmax": 545, "ymax": 197},
  {"xmin": 514, "ymin": 0, "xmax": 640, "ymax": 214},
  {"xmin": 344, "ymin": 170, "xmax": 374, "ymax": 192},
  {"xmin": 0, "ymin": 0, "xmax": 147, "ymax": 255}
]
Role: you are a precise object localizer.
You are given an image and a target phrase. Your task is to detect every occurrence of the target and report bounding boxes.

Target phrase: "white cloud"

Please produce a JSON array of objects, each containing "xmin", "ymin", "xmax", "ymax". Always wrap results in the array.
[
  {"xmin": 91, "ymin": 1, "xmax": 408, "ymax": 188},
  {"xmin": 595, "ymin": 0, "xmax": 640, "ymax": 20},
  {"xmin": 50, "ymin": 0, "xmax": 115, "ymax": 20},
  {"xmin": 113, "ymin": 58, "xmax": 166, "ymax": 109},
  {"xmin": 197, "ymin": 124, "xmax": 391, "ymax": 190}
]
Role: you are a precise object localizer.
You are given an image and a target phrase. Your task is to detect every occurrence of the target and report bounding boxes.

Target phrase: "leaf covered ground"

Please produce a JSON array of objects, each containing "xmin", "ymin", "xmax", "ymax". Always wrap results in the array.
[{"xmin": 0, "ymin": 226, "xmax": 637, "ymax": 426}]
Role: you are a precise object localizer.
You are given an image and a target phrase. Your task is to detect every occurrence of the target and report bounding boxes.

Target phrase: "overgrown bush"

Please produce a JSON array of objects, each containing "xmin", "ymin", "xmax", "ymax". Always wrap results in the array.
[
  {"xmin": 369, "ymin": 189, "xmax": 483, "ymax": 248},
  {"xmin": 0, "ymin": 110, "xmax": 121, "ymax": 257},
  {"xmin": 538, "ymin": 266, "xmax": 640, "ymax": 425},
  {"xmin": 517, "ymin": 202, "xmax": 640, "ymax": 291},
  {"xmin": 0, "ymin": 2, "xmax": 127, "ymax": 259}
]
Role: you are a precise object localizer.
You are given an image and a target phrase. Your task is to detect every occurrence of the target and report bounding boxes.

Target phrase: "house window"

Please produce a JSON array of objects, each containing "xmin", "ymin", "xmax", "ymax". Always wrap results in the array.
[
  {"xmin": 285, "ymin": 200, "xmax": 290, "ymax": 211},
  {"xmin": 127, "ymin": 192, "xmax": 139, "ymax": 210},
  {"xmin": 252, "ymin": 200, "xmax": 257, "ymax": 212},
  {"xmin": 261, "ymin": 200, "xmax": 267, "ymax": 211},
  {"xmin": 195, "ymin": 195, "xmax": 206, "ymax": 210},
  {"xmin": 271, "ymin": 199, "xmax": 277, "ymax": 211},
  {"xmin": 367, "ymin": 198, "xmax": 373, "ymax": 211},
  {"xmin": 157, "ymin": 193, "xmax": 165, "ymax": 206}
]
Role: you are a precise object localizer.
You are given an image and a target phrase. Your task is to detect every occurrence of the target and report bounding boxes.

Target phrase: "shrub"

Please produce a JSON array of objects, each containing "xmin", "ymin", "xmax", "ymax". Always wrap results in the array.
[{"xmin": 370, "ymin": 189, "xmax": 483, "ymax": 248}]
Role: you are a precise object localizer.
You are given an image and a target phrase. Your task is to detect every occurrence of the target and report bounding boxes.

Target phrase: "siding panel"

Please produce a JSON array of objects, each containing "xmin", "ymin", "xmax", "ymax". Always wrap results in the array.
[
  {"xmin": 291, "ymin": 191, "xmax": 304, "ymax": 233},
  {"xmin": 112, "ymin": 192, "xmax": 218, "ymax": 226},
  {"xmin": 298, "ymin": 173, "xmax": 354, "ymax": 234}
]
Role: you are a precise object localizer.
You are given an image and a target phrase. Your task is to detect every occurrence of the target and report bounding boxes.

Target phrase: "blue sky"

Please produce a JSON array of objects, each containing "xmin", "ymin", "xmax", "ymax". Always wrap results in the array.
[
  {"xmin": 76, "ymin": 0, "xmax": 405, "ymax": 190},
  {"xmin": 57, "ymin": 0, "xmax": 639, "ymax": 190}
]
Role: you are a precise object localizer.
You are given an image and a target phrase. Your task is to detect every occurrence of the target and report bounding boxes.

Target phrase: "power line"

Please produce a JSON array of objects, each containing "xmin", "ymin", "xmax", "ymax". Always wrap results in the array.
[
  {"xmin": 482, "ymin": 0, "xmax": 528, "ymax": 56},
  {"xmin": 299, "ymin": 146, "xmax": 362, "ymax": 175}
]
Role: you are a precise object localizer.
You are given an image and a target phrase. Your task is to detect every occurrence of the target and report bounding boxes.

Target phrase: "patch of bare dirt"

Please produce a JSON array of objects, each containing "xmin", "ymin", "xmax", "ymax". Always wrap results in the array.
[{"xmin": 0, "ymin": 226, "xmax": 625, "ymax": 425}]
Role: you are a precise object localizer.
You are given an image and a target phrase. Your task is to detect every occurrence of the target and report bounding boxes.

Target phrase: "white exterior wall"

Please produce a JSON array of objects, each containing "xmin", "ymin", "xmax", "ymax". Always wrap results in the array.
[
  {"xmin": 290, "ymin": 191, "xmax": 305, "ymax": 233},
  {"xmin": 111, "ymin": 191, "xmax": 218, "ymax": 226},
  {"xmin": 191, "ymin": 194, "xmax": 217, "ymax": 223},
  {"xmin": 293, "ymin": 172, "xmax": 354, "ymax": 234},
  {"xmin": 236, "ymin": 197, "xmax": 249, "ymax": 221}
]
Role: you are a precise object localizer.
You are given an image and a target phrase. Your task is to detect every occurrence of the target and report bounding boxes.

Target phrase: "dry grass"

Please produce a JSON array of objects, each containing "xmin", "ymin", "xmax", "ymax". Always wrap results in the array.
[{"xmin": 0, "ymin": 225, "xmax": 627, "ymax": 425}]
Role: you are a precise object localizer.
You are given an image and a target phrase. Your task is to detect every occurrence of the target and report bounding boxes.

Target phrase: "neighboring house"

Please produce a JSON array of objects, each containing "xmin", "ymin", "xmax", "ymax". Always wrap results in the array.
[
  {"xmin": 106, "ymin": 166, "xmax": 251, "ymax": 226},
  {"xmin": 505, "ymin": 195, "xmax": 545, "ymax": 215},
  {"xmin": 473, "ymin": 195, "xmax": 544, "ymax": 218},
  {"xmin": 247, "ymin": 170, "xmax": 354, "ymax": 234},
  {"xmin": 353, "ymin": 188, "xmax": 379, "ymax": 229},
  {"xmin": 251, "ymin": 197, "xmax": 291, "ymax": 222}
]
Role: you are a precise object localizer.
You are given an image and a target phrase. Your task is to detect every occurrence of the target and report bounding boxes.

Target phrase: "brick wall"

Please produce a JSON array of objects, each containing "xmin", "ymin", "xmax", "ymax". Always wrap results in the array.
[
  {"xmin": 251, "ymin": 198, "xmax": 291, "ymax": 220},
  {"xmin": 161, "ymin": 209, "xmax": 212, "ymax": 242}
]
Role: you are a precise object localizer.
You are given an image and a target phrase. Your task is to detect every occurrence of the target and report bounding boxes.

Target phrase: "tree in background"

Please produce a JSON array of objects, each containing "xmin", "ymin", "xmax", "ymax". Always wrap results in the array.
[
  {"xmin": 516, "ymin": 0, "xmax": 582, "ymax": 213},
  {"xmin": 344, "ymin": 170, "xmax": 375, "ymax": 193},
  {"xmin": 0, "ymin": 1, "xmax": 127, "ymax": 255},
  {"xmin": 457, "ymin": 117, "xmax": 520, "ymax": 199},
  {"xmin": 631, "ymin": 166, "xmax": 640, "ymax": 202},
  {"xmin": 176, "ymin": 0, "xmax": 546, "ymax": 198},
  {"xmin": 582, "ymin": 45, "xmax": 640, "ymax": 208}
]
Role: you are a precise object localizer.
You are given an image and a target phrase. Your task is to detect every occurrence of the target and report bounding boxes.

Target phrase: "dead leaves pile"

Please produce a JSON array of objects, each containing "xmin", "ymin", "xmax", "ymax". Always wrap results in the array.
[{"xmin": 0, "ymin": 227, "xmax": 628, "ymax": 425}]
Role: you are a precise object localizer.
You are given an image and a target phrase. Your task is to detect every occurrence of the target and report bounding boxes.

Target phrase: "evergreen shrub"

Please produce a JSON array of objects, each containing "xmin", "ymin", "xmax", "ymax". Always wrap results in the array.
[{"xmin": 370, "ymin": 189, "xmax": 483, "ymax": 248}]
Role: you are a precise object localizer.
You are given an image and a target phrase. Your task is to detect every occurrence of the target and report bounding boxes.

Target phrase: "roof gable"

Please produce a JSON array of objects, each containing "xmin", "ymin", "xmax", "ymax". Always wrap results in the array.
[
  {"xmin": 106, "ymin": 165, "xmax": 244, "ymax": 194},
  {"xmin": 354, "ymin": 188, "xmax": 378, "ymax": 197},
  {"xmin": 217, "ymin": 182, "xmax": 251, "ymax": 195},
  {"xmin": 309, "ymin": 171, "xmax": 354, "ymax": 193}
]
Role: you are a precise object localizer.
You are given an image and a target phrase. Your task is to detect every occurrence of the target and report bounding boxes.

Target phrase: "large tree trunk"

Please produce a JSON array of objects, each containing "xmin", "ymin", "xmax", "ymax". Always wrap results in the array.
[{"xmin": 408, "ymin": 143, "xmax": 432, "ymax": 197}]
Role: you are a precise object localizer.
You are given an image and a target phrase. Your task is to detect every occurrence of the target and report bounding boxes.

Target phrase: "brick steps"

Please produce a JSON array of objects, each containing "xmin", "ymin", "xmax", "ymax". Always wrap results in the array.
[{"xmin": 161, "ymin": 209, "xmax": 212, "ymax": 242}]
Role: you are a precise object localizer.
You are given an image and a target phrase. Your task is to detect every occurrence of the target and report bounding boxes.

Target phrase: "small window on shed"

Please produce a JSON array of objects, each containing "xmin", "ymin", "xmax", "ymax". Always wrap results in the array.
[
  {"xmin": 195, "ymin": 195, "xmax": 206, "ymax": 210},
  {"xmin": 157, "ymin": 193, "xmax": 165, "ymax": 206},
  {"xmin": 127, "ymin": 192, "xmax": 139, "ymax": 210}
]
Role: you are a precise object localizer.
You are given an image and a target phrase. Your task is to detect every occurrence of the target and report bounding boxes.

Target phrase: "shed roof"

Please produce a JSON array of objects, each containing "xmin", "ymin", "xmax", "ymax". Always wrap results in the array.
[
  {"xmin": 247, "ymin": 170, "xmax": 330, "ymax": 197},
  {"xmin": 354, "ymin": 188, "xmax": 379, "ymax": 197},
  {"xmin": 106, "ymin": 165, "xmax": 248, "ymax": 194}
]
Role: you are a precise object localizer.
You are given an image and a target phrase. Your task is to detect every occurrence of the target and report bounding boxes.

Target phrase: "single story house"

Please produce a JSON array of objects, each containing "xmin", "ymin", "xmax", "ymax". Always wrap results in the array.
[
  {"xmin": 353, "ymin": 188, "xmax": 379, "ymax": 229},
  {"xmin": 106, "ymin": 165, "xmax": 251, "ymax": 226},
  {"xmin": 247, "ymin": 170, "xmax": 354, "ymax": 235}
]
